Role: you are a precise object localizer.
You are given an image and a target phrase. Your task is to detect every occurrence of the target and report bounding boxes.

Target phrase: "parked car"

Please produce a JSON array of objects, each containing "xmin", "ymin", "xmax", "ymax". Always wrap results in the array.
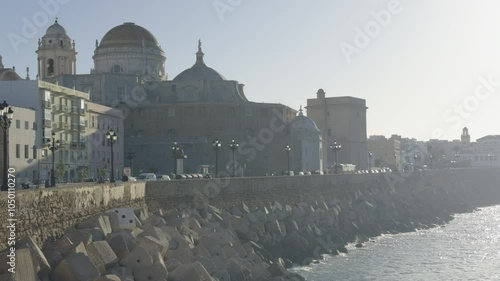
[
  {"xmin": 175, "ymin": 174, "xmax": 187, "ymax": 180},
  {"xmin": 156, "ymin": 174, "xmax": 171, "ymax": 181},
  {"xmin": 136, "ymin": 173, "xmax": 157, "ymax": 181}
]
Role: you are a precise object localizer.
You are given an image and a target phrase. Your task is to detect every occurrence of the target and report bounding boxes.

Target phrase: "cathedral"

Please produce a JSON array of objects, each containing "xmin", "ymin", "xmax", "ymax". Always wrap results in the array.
[{"xmin": 39, "ymin": 20, "xmax": 323, "ymax": 176}]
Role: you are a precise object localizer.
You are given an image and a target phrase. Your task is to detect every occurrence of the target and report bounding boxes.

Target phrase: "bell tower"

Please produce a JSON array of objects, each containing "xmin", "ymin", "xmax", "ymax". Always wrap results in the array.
[{"xmin": 36, "ymin": 19, "xmax": 77, "ymax": 80}]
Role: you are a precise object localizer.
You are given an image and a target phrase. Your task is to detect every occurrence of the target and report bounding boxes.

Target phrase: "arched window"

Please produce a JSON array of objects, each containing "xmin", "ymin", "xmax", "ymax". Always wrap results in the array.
[
  {"xmin": 111, "ymin": 65, "xmax": 124, "ymax": 73},
  {"xmin": 47, "ymin": 59, "xmax": 54, "ymax": 76}
]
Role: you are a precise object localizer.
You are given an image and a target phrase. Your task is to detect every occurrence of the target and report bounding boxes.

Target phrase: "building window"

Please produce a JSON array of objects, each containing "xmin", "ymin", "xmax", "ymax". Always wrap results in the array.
[
  {"xmin": 168, "ymin": 108, "xmax": 176, "ymax": 117},
  {"xmin": 91, "ymin": 116, "xmax": 95, "ymax": 128},
  {"xmin": 24, "ymin": 145, "xmax": 29, "ymax": 159},
  {"xmin": 117, "ymin": 85, "xmax": 126, "ymax": 101},
  {"xmin": 47, "ymin": 59, "xmax": 54, "ymax": 76},
  {"xmin": 33, "ymin": 122, "xmax": 37, "ymax": 130},
  {"xmin": 111, "ymin": 65, "xmax": 124, "ymax": 73},
  {"xmin": 24, "ymin": 121, "xmax": 29, "ymax": 130},
  {"xmin": 33, "ymin": 146, "xmax": 37, "ymax": 159},
  {"xmin": 16, "ymin": 144, "xmax": 20, "ymax": 158},
  {"xmin": 16, "ymin": 120, "xmax": 20, "ymax": 129}
]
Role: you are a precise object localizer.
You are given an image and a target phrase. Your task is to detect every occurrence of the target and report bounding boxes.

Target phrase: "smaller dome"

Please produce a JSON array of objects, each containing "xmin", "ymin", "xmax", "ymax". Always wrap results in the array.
[
  {"xmin": 173, "ymin": 66, "xmax": 226, "ymax": 82},
  {"xmin": 173, "ymin": 40, "xmax": 226, "ymax": 82},
  {"xmin": 45, "ymin": 19, "xmax": 67, "ymax": 36},
  {"xmin": 291, "ymin": 107, "xmax": 319, "ymax": 132}
]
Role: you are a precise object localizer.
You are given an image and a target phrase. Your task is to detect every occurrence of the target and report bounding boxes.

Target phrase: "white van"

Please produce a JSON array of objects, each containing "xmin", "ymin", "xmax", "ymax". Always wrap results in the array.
[{"xmin": 136, "ymin": 173, "xmax": 156, "ymax": 181}]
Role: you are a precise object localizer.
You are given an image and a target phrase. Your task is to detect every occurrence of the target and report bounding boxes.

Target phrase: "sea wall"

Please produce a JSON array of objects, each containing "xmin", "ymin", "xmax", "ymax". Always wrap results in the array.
[
  {"xmin": 0, "ymin": 182, "xmax": 147, "ymax": 250},
  {"xmin": 146, "ymin": 168, "xmax": 500, "ymax": 211}
]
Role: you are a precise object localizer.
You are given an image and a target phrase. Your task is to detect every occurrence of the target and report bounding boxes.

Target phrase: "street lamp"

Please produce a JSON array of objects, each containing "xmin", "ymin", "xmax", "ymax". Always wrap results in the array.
[
  {"xmin": 172, "ymin": 141, "xmax": 179, "ymax": 175},
  {"xmin": 394, "ymin": 152, "xmax": 397, "ymax": 171},
  {"xmin": 106, "ymin": 129, "xmax": 117, "ymax": 183},
  {"xmin": 285, "ymin": 144, "xmax": 291, "ymax": 175},
  {"xmin": 48, "ymin": 132, "xmax": 60, "ymax": 187},
  {"xmin": 368, "ymin": 150, "xmax": 373, "ymax": 170},
  {"xmin": 213, "ymin": 139, "xmax": 221, "ymax": 177},
  {"xmin": 0, "ymin": 101, "xmax": 14, "ymax": 191},
  {"xmin": 330, "ymin": 141, "xmax": 341, "ymax": 174},
  {"xmin": 414, "ymin": 154, "xmax": 418, "ymax": 170},
  {"xmin": 229, "ymin": 139, "xmax": 239, "ymax": 177}
]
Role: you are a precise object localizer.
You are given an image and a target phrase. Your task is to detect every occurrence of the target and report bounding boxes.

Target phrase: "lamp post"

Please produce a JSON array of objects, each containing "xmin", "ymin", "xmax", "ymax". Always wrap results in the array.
[
  {"xmin": 394, "ymin": 152, "xmax": 397, "ymax": 171},
  {"xmin": 330, "ymin": 141, "xmax": 341, "ymax": 174},
  {"xmin": 368, "ymin": 150, "xmax": 373, "ymax": 170},
  {"xmin": 229, "ymin": 139, "xmax": 239, "ymax": 177},
  {"xmin": 213, "ymin": 139, "xmax": 221, "ymax": 177},
  {"xmin": 172, "ymin": 141, "xmax": 179, "ymax": 175},
  {"xmin": 285, "ymin": 144, "xmax": 291, "ymax": 175},
  {"xmin": 48, "ymin": 132, "xmax": 60, "ymax": 187},
  {"xmin": 106, "ymin": 129, "xmax": 117, "ymax": 183},
  {"xmin": 0, "ymin": 101, "xmax": 14, "ymax": 191},
  {"xmin": 414, "ymin": 154, "xmax": 418, "ymax": 170}
]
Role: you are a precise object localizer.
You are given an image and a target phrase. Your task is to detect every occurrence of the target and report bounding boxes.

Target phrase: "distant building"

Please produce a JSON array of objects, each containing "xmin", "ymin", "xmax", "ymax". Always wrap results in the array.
[
  {"xmin": 461, "ymin": 132, "xmax": 500, "ymax": 167},
  {"xmin": 367, "ymin": 135, "xmax": 401, "ymax": 169},
  {"xmin": 306, "ymin": 89, "xmax": 368, "ymax": 170}
]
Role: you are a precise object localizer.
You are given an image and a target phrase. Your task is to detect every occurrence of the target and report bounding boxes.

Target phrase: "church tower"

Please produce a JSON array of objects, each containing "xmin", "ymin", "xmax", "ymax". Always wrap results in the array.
[
  {"xmin": 36, "ymin": 19, "xmax": 77, "ymax": 79},
  {"xmin": 461, "ymin": 127, "xmax": 471, "ymax": 146}
]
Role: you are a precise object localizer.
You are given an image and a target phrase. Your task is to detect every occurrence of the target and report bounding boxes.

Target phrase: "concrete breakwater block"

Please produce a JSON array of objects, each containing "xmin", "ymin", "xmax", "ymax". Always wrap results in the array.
[
  {"xmin": 17, "ymin": 236, "xmax": 52, "ymax": 279},
  {"xmin": 86, "ymin": 241, "xmax": 118, "ymax": 274},
  {"xmin": 169, "ymin": 262, "xmax": 212, "ymax": 281},
  {"xmin": 119, "ymin": 246, "xmax": 153, "ymax": 269},
  {"xmin": 133, "ymin": 263, "xmax": 168, "ymax": 281},
  {"xmin": 107, "ymin": 267, "xmax": 133, "ymax": 281},
  {"xmin": 13, "ymin": 248, "xmax": 37, "ymax": 281},
  {"xmin": 50, "ymin": 253, "xmax": 100, "ymax": 281},
  {"xmin": 111, "ymin": 208, "xmax": 137, "ymax": 230},
  {"xmin": 77, "ymin": 215, "xmax": 112, "ymax": 238},
  {"xmin": 106, "ymin": 234, "xmax": 130, "ymax": 261}
]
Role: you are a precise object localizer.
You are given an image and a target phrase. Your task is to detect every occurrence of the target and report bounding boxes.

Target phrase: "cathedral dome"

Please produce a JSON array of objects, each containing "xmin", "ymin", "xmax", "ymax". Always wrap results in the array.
[
  {"xmin": 45, "ymin": 19, "xmax": 67, "ymax": 36},
  {"xmin": 99, "ymin": 22, "xmax": 160, "ymax": 49},
  {"xmin": 173, "ymin": 40, "xmax": 226, "ymax": 82}
]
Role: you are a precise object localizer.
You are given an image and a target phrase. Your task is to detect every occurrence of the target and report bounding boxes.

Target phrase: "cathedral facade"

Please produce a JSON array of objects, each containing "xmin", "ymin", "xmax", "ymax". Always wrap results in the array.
[{"xmin": 41, "ymin": 21, "xmax": 322, "ymax": 176}]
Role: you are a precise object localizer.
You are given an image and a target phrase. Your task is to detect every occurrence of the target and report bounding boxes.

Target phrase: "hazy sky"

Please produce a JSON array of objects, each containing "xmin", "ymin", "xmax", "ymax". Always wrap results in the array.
[{"xmin": 2, "ymin": 0, "xmax": 500, "ymax": 141}]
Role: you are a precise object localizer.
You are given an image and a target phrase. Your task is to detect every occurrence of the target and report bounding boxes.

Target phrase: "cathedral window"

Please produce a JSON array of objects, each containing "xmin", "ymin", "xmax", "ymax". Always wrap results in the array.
[
  {"xmin": 168, "ymin": 108, "xmax": 176, "ymax": 117},
  {"xmin": 47, "ymin": 59, "xmax": 54, "ymax": 76},
  {"xmin": 111, "ymin": 65, "xmax": 124, "ymax": 73},
  {"xmin": 117, "ymin": 86, "xmax": 126, "ymax": 101}
]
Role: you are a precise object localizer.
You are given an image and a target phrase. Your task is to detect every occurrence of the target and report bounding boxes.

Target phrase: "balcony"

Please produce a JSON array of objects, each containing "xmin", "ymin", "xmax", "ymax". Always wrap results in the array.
[
  {"xmin": 70, "ymin": 142, "xmax": 87, "ymax": 150},
  {"xmin": 53, "ymin": 104, "xmax": 69, "ymax": 114},
  {"xmin": 53, "ymin": 122, "xmax": 63, "ymax": 132},
  {"xmin": 43, "ymin": 100, "xmax": 51, "ymax": 109},
  {"xmin": 42, "ymin": 119, "xmax": 52, "ymax": 128}
]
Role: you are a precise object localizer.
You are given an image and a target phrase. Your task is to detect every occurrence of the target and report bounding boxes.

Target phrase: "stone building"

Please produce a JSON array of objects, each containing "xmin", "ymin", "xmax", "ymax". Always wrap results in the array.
[
  {"xmin": 0, "ymin": 106, "xmax": 37, "ymax": 185},
  {"xmin": 289, "ymin": 107, "xmax": 323, "ymax": 173},
  {"xmin": 38, "ymin": 21, "xmax": 323, "ymax": 176},
  {"xmin": 367, "ymin": 135, "xmax": 401, "ymax": 170},
  {"xmin": 0, "ymin": 71, "xmax": 124, "ymax": 183},
  {"xmin": 306, "ymin": 89, "xmax": 368, "ymax": 170}
]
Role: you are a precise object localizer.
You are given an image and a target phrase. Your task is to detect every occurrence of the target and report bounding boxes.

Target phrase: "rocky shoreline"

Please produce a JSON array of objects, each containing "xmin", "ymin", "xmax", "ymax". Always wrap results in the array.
[{"xmin": 4, "ymin": 176, "xmax": 498, "ymax": 281}]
